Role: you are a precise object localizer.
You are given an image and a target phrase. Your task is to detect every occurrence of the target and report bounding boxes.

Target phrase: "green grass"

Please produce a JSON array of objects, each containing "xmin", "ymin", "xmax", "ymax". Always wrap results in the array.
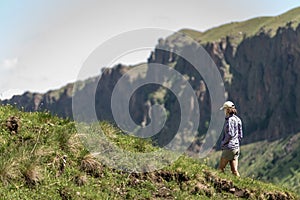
[
  {"xmin": 206, "ymin": 133, "xmax": 300, "ymax": 195},
  {"xmin": 0, "ymin": 105, "xmax": 298, "ymax": 199},
  {"xmin": 177, "ymin": 7, "xmax": 300, "ymax": 45}
]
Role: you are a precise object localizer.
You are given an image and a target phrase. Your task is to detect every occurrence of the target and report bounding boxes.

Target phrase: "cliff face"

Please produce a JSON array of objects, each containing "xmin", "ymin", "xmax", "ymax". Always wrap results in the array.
[
  {"xmin": 176, "ymin": 24, "xmax": 300, "ymax": 144},
  {"xmin": 2, "ymin": 23, "xmax": 300, "ymax": 145},
  {"xmin": 226, "ymin": 25, "xmax": 300, "ymax": 143},
  {"xmin": 1, "ymin": 83, "xmax": 74, "ymax": 119},
  {"xmin": 146, "ymin": 23, "xmax": 300, "ymax": 144}
]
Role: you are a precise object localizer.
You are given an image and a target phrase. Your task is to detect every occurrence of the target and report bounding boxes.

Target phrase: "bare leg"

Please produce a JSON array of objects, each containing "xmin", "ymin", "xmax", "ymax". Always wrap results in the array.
[
  {"xmin": 229, "ymin": 159, "xmax": 240, "ymax": 177},
  {"xmin": 219, "ymin": 157, "xmax": 229, "ymax": 173}
]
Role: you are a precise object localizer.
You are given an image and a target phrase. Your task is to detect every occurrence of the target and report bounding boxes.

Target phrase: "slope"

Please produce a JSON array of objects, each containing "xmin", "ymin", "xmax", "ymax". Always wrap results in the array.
[
  {"xmin": 179, "ymin": 7, "xmax": 300, "ymax": 45},
  {"xmin": 0, "ymin": 105, "xmax": 298, "ymax": 199},
  {"xmin": 206, "ymin": 133, "xmax": 300, "ymax": 195}
]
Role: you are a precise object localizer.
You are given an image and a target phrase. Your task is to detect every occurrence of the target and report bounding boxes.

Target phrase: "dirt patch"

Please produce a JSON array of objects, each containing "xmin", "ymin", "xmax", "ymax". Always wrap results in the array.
[
  {"xmin": 154, "ymin": 186, "xmax": 173, "ymax": 199},
  {"xmin": 126, "ymin": 170, "xmax": 191, "ymax": 198},
  {"xmin": 264, "ymin": 192, "xmax": 295, "ymax": 200},
  {"xmin": 203, "ymin": 170, "xmax": 294, "ymax": 199},
  {"xmin": 6, "ymin": 116, "xmax": 20, "ymax": 134},
  {"xmin": 128, "ymin": 170, "xmax": 190, "ymax": 185},
  {"xmin": 191, "ymin": 181, "xmax": 213, "ymax": 197}
]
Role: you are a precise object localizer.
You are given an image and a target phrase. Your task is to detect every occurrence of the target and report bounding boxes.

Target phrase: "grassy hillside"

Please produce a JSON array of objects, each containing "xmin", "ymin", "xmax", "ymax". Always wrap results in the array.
[
  {"xmin": 179, "ymin": 7, "xmax": 300, "ymax": 45},
  {"xmin": 206, "ymin": 133, "xmax": 300, "ymax": 195},
  {"xmin": 0, "ymin": 105, "xmax": 298, "ymax": 199}
]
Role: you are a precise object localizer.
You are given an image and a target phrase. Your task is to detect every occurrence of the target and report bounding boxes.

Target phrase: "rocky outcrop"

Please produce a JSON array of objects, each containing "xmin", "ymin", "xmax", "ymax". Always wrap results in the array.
[
  {"xmin": 1, "ymin": 23, "xmax": 300, "ymax": 145},
  {"xmin": 141, "ymin": 23, "xmax": 300, "ymax": 144},
  {"xmin": 226, "ymin": 25, "xmax": 300, "ymax": 143},
  {"xmin": 1, "ymin": 84, "xmax": 73, "ymax": 119}
]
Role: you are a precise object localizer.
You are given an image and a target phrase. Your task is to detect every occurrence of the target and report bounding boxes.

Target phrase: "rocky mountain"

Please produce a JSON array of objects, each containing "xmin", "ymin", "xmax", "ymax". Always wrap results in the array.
[{"xmin": 1, "ymin": 7, "xmax": 300, "ymax": 146}]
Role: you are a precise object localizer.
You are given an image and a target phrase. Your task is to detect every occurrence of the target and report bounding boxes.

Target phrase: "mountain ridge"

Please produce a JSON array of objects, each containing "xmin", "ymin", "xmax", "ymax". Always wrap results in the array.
[
  {"xmin": 2, "ymin": 8, "xmax": 300, "ymax": 142},
  {"xmin": 178, "ymin": 6, "xmax": 300, "ymax": 45}
]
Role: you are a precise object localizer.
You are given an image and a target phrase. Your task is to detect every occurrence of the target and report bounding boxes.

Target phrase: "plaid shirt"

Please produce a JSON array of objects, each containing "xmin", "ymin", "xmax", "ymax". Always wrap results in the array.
[{"xmin": 221, "ymin": 114, "xmax": 243, "ymax": 150}]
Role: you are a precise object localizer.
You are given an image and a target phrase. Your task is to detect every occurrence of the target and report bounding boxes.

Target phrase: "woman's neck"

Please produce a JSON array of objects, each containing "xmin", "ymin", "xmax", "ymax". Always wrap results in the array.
[{"xmin": 226, "ymin": 113, "xmax": 233, "ymax": 117}]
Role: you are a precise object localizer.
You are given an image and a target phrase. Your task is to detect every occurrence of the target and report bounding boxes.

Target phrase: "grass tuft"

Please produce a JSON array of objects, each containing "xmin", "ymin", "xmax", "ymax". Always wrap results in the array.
[
  {"xmin": 80, "ymin": 154, "xmax": 103, "ymax": 177},
  {"xmin": 0, "ymin": 158, "xmax": 20, "ymax": 185}
]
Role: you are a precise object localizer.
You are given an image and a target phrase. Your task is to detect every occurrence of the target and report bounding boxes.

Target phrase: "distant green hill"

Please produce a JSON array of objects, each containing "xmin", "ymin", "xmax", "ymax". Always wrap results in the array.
[
  {"xmin": 0, "ymin": 105, "xmax": 298, "ymax": 199},
  {"xmin": 206, "ymin": 132, "xmax": 300, "ymax": 195},
  {"xmin": 179, "ymin": 7, "xmax": 300, "ymax": 45}
]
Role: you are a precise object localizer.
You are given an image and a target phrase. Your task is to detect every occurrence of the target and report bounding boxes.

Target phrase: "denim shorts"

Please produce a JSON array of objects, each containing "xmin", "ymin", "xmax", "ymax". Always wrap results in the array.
[{"xmin": 221, "ymin": 149, "xmax": 240, "ymax": 160}]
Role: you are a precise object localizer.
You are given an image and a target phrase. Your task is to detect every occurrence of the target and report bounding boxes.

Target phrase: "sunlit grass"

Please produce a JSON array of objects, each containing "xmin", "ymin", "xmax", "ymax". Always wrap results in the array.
[{"xmin": 0, "ymin": 105, "xmax": 298, "ymax": 199}]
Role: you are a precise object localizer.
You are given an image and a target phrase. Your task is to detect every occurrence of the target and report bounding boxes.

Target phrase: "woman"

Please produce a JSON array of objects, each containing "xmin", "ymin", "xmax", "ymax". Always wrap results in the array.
[{"xmin": 219, "ymin": 101, "xmax": 243, "ymax": 177}]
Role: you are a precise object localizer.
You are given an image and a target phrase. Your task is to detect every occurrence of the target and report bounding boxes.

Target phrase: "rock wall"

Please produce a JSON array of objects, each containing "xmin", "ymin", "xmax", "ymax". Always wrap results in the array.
[
  {"xmin": 1, "ymin": 24, "xmax": 300, "ymax": 145},
  {"xmin": 226, "ymin": 25, "xmax": 300, "ymax": 143},
  {"xmin": 146, "ymin": 24, "xmax": 300, "ymax": 144}
]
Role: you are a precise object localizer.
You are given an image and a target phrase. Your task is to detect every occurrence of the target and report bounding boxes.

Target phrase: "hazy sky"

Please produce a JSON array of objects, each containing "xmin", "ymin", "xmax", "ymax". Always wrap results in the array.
[{"xmin": 1, "ymin": 0, "xmax": 300, "ymax": 99}]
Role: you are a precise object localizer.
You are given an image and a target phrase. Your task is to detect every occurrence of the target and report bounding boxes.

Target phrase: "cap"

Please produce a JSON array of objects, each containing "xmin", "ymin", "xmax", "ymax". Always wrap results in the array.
[{"xmin": 220, "ymin": 101, "xmax": 235, "ymax": 110}]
